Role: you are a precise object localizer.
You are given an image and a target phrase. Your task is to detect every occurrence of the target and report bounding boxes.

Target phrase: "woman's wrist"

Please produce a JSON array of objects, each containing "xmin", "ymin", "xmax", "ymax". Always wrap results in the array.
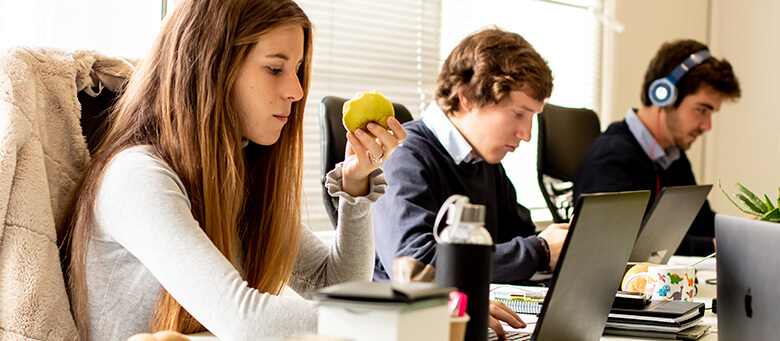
[{"xmin": 341, "ymin": 175, "xmax": 369, "ymax": 198}]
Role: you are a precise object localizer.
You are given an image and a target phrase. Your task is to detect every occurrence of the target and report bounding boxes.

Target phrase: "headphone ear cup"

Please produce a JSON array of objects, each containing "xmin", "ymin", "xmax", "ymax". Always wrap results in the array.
[{"xmin": 648, "ymin": 77, "xmax": 676, "ymax": 107}]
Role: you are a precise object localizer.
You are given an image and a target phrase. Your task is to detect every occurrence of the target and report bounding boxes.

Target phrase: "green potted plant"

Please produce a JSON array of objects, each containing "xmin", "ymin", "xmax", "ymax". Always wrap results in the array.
[{"xmin": 719, "ymin": 179, "xmax": 780, "ymax": 222}]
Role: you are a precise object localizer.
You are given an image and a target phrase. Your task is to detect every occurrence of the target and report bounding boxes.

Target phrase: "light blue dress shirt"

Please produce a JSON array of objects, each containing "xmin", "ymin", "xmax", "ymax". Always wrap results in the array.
[
  {"xmin": 624, "ymin": 108, "xmax": 681, "ymax": 170},
  {"xmin": 421, "ymin": 102, "xmax": 482, "ymax": 165}
]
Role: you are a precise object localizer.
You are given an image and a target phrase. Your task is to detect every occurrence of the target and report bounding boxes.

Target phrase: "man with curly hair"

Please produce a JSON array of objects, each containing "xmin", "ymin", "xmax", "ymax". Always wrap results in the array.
[{"xmin": 372, "ymin": 28, "xmax": 569, "ymax": 285}]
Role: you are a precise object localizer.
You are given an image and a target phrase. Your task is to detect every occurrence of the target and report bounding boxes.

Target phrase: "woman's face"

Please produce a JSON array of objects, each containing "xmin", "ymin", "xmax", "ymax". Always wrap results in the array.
[{"xmin": 234, "ymin": 24, "xmax": 304, "ymax": 145}]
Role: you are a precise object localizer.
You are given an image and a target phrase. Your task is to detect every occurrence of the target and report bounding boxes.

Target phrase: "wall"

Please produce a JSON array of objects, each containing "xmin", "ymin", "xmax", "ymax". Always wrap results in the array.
[{"xmin": 704, "ymin": 0, "xmax": 780, "ymax": 216}]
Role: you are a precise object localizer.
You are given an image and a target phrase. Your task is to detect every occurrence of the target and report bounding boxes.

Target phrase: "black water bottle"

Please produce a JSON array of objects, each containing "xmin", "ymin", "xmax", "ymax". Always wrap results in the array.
[{"xmin": 434, "ymin": 195, "xmax": 494, "ymax": 341}]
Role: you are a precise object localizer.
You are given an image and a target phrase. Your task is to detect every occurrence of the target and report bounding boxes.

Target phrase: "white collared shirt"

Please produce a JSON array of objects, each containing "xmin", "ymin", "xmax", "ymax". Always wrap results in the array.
[
  {"xmin": 625, "ymin": 108, "xmax": 681, "ymax": 170},
  {"xmin": 421, "ymin": 102, "xmax": 482, "ymax": 164}
]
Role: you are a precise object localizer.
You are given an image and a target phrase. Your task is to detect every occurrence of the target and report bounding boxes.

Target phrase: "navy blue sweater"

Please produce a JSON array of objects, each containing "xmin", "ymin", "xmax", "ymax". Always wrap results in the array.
[
  {"xmin": 573, "ymin": 120, "xmax": 716, "ymax": 256},
  {"xmin": 373, "ymin": 121, "xmax": 547, "ymax": 284}
]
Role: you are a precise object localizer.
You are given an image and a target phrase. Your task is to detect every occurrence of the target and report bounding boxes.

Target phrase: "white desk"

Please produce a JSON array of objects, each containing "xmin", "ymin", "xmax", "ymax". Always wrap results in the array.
[{"xmin": 188, "ymin": 256, "xmax": 719, "ymax": 341}]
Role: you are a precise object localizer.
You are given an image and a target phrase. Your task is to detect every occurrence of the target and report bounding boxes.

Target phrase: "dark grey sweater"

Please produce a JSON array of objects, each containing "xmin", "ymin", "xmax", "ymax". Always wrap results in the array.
[
  {"xmin": 574, "ymin": 120, "xmax": 716, "ymax": 256},
  {"xmin": 372, "ymin": 121, "xmax": 547, "ymax": 284}
]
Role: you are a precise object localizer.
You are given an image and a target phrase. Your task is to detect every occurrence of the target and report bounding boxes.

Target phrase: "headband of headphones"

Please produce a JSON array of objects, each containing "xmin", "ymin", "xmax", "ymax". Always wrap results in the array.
[{"xmin": 648, "ymin": 50, "xmax": 713, "ymax": 107}]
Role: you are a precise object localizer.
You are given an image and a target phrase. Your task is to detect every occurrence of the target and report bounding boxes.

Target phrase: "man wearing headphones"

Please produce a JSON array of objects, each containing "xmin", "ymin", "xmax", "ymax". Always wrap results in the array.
[{"xmin": 574, "ymin": 39, "xmax": 741, "ymax": 256}]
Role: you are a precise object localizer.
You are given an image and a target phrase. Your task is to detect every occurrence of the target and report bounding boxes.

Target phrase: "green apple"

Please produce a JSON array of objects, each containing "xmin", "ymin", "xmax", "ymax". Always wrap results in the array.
[{"xmin": 342, "ymin": 90, "xmax": 395, "ymax": 137}]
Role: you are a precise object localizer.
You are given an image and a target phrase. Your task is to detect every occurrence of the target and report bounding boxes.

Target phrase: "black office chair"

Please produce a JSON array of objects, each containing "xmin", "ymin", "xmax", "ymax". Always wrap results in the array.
[
  {"xmin": 78, "ymin": 87, "xmax": 119, "ymax": 154},
  {"xmin": 319, "ymin": 95, "xmax": 414, "ymax": 228},
  {"xmin": 536, "ymin": 103, "xmax": 601, "ymax": 223}
]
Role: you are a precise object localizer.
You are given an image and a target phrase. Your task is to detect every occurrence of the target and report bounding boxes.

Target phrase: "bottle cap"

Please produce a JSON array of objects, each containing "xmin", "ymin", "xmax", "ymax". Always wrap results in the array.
[{"xmin": 447, "ymin": 203, "xmax": 485, "ymax": 224}]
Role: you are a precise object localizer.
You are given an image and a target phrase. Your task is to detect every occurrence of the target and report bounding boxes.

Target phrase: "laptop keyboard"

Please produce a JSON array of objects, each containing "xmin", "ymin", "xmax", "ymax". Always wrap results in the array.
[{"xmin": 487, "ymin": 329, "xmax": 532, "ymax": 341}]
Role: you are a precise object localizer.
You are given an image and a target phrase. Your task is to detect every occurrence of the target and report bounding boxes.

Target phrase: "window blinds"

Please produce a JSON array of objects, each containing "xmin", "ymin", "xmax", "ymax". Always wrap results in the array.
[{"xmin": 295, "ymin": 0, "xmax": 441, "ymax": 230}]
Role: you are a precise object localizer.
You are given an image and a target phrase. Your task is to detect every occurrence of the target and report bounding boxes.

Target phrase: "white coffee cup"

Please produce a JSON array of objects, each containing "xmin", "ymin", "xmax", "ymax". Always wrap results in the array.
[{"xmin": 624, "ymin": 265, "xmax": 696, "ymax": 301}]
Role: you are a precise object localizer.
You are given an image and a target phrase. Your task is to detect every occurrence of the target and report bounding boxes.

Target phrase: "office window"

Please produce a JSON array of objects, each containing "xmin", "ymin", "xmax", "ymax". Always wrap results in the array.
[
  {"xmin": 442, "ymin": 0, "xmax": 604, "ymax": 221},
  {"xmin": 296, "ymin": 0, "xmax": 441, "ymax": 230},
  {"xmin": 0, "ymin": 0, "xmax": 163, "ymax": 58}
]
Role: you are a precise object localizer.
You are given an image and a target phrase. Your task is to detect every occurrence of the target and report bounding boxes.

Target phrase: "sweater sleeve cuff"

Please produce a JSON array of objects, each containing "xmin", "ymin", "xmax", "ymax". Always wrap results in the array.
[
  {"xmin": 526, "ymin": 236, "xmax": 548, "ymax": 272},
  {"xmin": 324, "ymin": 162, "xmax": 388, "ymax": 205}
]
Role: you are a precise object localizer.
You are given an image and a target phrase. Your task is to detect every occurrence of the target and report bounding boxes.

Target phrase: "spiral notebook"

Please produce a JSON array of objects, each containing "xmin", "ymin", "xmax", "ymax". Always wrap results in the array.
[{"xmin": 489, "ymin": 285, "xmax": 547, "ymax": 315}]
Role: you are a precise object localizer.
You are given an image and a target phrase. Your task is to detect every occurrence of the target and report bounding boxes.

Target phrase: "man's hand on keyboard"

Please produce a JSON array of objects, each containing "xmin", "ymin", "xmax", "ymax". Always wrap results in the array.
[{"xmin": 489, "ymin": 300, "xmax": 526, "ymax": 340}]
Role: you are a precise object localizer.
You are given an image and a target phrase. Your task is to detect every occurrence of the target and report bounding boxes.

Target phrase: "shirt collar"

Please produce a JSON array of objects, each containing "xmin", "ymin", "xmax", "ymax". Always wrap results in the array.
[
  {"xmin": 625, "ymin": 108, "xmax": 681, "ymax": 169},
  {"xmin": 421, "ymin": 102, "xmax": 482, "ymax": 164}
]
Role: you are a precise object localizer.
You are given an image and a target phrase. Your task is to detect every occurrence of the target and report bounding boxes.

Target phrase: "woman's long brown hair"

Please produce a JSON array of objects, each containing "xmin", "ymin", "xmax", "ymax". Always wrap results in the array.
[{"xmin": 58, "ymin": 0, "xmax": 312, "ymax": 337}]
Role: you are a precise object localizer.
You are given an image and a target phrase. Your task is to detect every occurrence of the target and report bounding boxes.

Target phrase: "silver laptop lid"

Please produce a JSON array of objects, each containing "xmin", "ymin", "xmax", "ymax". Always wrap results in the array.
[
  {"xmin": 533, "ymin": 190, "xmax": 650, "ymax": 341},
  {"xmin": 630, "ymin": 185, "xmax": 712, "ymax": 264},
  {"xmin": 716, "ymin": 214, "xmax": 780, "ymax": 340}
]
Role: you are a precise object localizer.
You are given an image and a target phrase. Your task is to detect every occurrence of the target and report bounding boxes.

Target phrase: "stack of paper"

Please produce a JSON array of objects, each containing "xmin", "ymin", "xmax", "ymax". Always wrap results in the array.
[{"xmin": 604, "ymin": 300, "xmax": 710, "ymax": 340}]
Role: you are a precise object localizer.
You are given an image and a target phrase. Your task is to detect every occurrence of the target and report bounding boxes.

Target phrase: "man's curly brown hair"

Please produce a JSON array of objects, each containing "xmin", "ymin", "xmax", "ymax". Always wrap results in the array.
[
  {"xmin": 640, "ymin": 39, "xmax": 740, "ymax": 108},
  {"xmin": 435, "ymin": 28, "xmax": 553, "ymax": 115}
]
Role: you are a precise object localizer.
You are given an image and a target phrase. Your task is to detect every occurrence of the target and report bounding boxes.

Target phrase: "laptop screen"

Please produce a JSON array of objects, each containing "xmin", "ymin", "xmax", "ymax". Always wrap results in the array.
[
  {"xmin": 533, "ymin": 191, "xmax": 650, "ymax": 340},
  {"xmin": 630, "ymin": 185, "xmax": 712, "ymax": 264},
  {"xmin": 716, "ymin": 214, "xmax": 780, "ymax": 340}
]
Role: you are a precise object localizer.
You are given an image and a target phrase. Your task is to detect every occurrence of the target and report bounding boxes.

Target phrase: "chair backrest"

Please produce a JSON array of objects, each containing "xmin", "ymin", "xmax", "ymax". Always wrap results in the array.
[
  {"xmin": 78, "ymin": 87, "xmax": 118, "ymax": 154},
  {"xmin": 319, "ymin": 95, "xmax": 413, "ymax": 228},
  {"xmin": 536, "ymin": 103, "xmax": 600, "ymax": 223}
]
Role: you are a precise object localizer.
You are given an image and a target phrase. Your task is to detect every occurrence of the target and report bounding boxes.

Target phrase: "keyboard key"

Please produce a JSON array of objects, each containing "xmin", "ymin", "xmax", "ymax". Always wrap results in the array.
[{"xmin": 488, "ymin": 328, "xmax": 532, "ymax": 341}]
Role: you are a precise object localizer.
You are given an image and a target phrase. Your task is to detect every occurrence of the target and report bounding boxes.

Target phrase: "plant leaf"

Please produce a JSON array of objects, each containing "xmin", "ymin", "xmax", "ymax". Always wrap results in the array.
[
  {"xmin": 766, "ymin": 194, "xmax": 776, "ymax": 211},
  {"xmin": 736, "ymin": 182, "xmax": 767, "ymax": 211},
  {"xmin": 719, "ymin": 179, "xmax": 760, "ymax": 216},
  {"xmin": 760, "ymin": 208, "xmax": 780, "ymax": 222},
  {"xmin": 736, "ymin": 194, "xmax": 764, "ymax": 214}
]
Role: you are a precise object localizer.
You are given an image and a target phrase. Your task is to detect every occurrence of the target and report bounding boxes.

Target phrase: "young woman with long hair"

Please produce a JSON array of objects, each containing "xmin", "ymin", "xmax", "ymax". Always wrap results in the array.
[{"xmin": 58, "ymin": 0, "xmax": 406, "ymax": 339}]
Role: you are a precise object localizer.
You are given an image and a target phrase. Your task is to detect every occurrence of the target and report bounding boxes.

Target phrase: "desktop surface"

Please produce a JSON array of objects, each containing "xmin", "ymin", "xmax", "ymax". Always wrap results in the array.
[
  {"xmin": 188, "ymin": 255, "xmax": 718, "ymax": 341},
  {"xmin": 498, "ymin": 256, "xmax": 717, "ymax": 341}
]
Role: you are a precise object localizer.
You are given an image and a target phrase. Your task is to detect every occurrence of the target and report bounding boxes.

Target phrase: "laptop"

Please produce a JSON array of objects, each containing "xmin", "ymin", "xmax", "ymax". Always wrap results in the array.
[
  {"xmin": 490, "ymin": 190, "xmax": 650, "ymax": 341},
  {"xmin": 715, "ymin": 214, "xmax": 780, "ymax": 340},
  {"xmin": 629, "ymin": 185, "xmax": 712, "ymax": 264}
]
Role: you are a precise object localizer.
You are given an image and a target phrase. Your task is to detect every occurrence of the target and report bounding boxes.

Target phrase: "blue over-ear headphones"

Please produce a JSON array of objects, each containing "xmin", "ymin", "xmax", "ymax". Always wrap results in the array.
[{"xmin": 648, "ymin": 50, "xmax": 713, "ymax": 107}]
